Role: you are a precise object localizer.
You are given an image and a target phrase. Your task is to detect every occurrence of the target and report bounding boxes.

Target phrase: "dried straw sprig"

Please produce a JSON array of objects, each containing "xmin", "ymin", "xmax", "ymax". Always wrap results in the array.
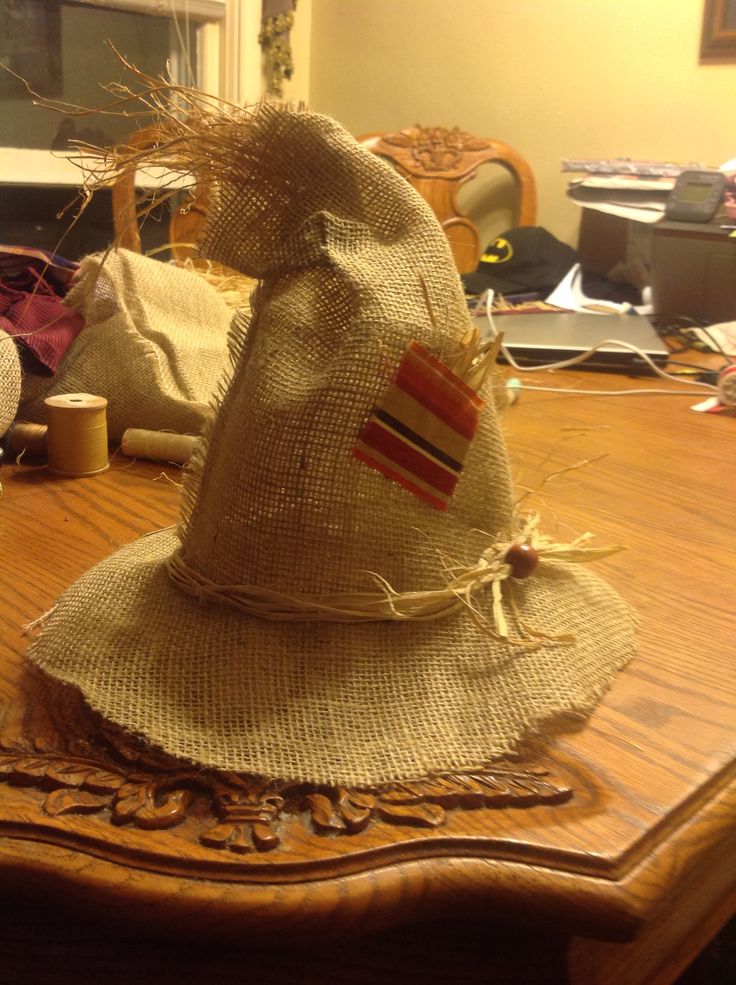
[
  {"xmin": 11, "ymin": 44, "xmax": 266, "ymax": 305},
  {"xmin": 14, "ymin": 43, "xmax": 256, "ymax": 228},
  {"xmin": 174, "ymin": 258, "xmax": 257, "ymax": 310},
  {"xmin": 418, "ymin": 274, "xmax": 502, "ymax": 395}
]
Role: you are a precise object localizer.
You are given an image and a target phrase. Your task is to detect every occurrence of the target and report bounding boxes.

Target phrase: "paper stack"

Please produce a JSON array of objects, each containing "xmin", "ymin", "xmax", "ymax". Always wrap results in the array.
[
  {"xmin": 566, "ymin": 174, "xmax": 674, "ymax": 223},
  {"xmin": 561, "ymin": 159, "xmax": 706, "ymax": 223}
]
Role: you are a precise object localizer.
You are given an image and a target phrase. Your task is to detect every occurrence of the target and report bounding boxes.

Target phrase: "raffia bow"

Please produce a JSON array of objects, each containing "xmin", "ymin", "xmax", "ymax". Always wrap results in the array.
[{"xmin": 165, "ymin": 513, "xmax": 623, "ymax": 646}]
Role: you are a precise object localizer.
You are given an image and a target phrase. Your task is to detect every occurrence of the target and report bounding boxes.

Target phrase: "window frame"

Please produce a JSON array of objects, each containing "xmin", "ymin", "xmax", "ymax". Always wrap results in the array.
[{"xmin": 0, "ymin": 0, "xmax": 257, "ymax": 186}]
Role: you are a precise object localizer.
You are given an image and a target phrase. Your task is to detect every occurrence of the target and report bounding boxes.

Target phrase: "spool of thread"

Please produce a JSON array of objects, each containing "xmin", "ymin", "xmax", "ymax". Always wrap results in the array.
[
  {"xmin": 44, "ymin": 393, "xmax": 109, "ymax": 477},
  {"xmin": 4, "ymin": 421, "xmax": 48, "ymax": 460},
  {"xmin": 121, "ymin": 428, "xmax": 197, "ymax": 465},
  {"xmin": 717, "ymin": 365, "xmax": 736, "ymax": 407}
]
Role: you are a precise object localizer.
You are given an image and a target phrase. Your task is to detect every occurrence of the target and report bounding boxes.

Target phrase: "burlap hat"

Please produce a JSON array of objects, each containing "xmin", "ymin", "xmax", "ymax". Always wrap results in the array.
[
  {"xmin": 0, "ymin": 327, "xmax": 22, "ymax": 439},
  {"xmin": 28, "ymin": 103, "xmax": 635, "ymax": 786}
]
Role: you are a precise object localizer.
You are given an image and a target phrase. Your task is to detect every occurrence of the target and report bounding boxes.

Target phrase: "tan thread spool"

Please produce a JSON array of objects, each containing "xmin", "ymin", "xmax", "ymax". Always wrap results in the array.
[
  {"xmin": 5, "ymin": 421, "xmax": 48, "ymax": 460},
  {"xmin": 121, "ymin": 428, "xmax": 197, "ymax": 465},
  {"xmin": 44, "ymin": 393, "xmax": 109, "ymax": 477}
]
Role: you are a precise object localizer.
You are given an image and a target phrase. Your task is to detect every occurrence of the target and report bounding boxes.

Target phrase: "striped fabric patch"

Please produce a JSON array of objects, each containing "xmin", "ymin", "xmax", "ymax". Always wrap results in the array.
[{"xmin": 354, "ymin": 341, "xmax": 484, "ymax": 510}]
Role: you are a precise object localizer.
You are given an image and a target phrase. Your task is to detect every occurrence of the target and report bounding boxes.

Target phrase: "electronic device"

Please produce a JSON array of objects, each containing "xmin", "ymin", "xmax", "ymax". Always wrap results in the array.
[
  {"xmin": 479, "ymin": 311, "xmax": 669, "ymax": 371},
  {"xmin": 664, "ymin": 169, "xmax": 726, "ymax": 223}
]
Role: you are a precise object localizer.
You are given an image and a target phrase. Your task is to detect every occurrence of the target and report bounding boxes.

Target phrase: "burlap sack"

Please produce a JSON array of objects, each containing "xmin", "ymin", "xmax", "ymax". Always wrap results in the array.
[
  {"xmin": 28, "ymin": 104, "xmax": 635, "ymax": 786},
  {"xmin": 0, "ymin": 328, "xmax": 21, "ymax": 438},
  {"xmin": 19, "ymin": 250, "xmax": 235, "ymax": 442}
]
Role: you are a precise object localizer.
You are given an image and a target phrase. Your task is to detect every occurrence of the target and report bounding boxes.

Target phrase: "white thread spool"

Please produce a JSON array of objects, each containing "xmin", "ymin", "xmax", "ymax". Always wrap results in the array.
[
  {"xmin": 121, "ymin": 428, "xmax": 197, "ymax": 465},
  {"xmin": 44, "ymin": 393, "xmax": 109, "ymax": 477},
  {"xmin": 717, "ymin": 365, "xmax": 736, "ymax": 407}
]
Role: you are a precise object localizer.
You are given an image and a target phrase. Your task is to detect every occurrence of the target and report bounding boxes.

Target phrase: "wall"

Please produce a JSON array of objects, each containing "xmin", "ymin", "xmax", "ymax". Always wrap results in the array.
[{"xmin": 307, "ymin": 0, "xmax": 736, "ymax": 248}]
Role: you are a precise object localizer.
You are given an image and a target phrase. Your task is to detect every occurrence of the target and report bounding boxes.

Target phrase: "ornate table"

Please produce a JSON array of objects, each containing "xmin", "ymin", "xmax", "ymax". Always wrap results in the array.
[{"xmin": 1, "ymin": 367, "xmax": 734, "ymax": 984}]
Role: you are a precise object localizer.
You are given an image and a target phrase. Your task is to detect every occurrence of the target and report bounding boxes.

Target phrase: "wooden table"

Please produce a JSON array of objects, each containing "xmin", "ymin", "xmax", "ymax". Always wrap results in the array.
[{"xmin": 0, "ymin": 367, "xmax": 734, "ymax": 985}]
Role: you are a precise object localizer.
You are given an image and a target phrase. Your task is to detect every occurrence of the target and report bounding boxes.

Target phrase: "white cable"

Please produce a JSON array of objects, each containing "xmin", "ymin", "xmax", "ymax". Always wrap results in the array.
[
  {"xmin": 480, "ymin": 290, "xmax": 718, "ymax": 397},
  {"xmin": 519, "ymin": 385, "xmax": 715, "ymax": 396}
]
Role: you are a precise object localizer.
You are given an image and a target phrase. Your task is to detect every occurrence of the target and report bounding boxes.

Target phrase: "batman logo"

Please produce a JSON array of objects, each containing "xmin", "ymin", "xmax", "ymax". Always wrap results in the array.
[{"xmin": 480, "ymin": 236, "xmax": 513, "ymax": 265}]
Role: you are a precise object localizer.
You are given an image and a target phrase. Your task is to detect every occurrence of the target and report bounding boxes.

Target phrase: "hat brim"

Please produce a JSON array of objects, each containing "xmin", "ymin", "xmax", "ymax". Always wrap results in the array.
[{"xmin": 28, "ymin": 527, "xmax": 635, "ymax": 786}]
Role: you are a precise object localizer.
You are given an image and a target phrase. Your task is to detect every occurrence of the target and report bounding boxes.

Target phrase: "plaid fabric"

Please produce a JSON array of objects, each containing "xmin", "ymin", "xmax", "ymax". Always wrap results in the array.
[
  {"xmin": 354, "ymin": 341, "xmax": 484, "ymax": 510},
  {"xmin": 0, "ymin": 245, "xmax": 82, "ymax": 373}
]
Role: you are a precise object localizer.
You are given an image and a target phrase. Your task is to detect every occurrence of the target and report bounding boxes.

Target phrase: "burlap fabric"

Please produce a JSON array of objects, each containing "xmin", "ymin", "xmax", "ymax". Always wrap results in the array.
[
  {"xmin": 29, "ymin": 105, "xmax": 636, "ymax": 786},
  {"xmin": 19, "ymin": 250, "xmax": 234, "ymax": 442},
  {"xmin": 0, "ymin": 328, "xmax": 21, "ymax": 437}
]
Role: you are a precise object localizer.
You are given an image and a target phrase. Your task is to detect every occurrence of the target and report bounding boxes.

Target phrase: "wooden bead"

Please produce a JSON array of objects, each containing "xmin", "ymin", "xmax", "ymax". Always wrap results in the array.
[{"xmin": 504, "ymin": 543, "xmax": 539, "ymax": 579}]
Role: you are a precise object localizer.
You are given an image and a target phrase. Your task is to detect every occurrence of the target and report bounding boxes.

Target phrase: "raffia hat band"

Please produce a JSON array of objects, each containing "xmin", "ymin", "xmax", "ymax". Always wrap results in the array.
[{"xmin": 166, "ymin": 513, "xmax": 621, "ymax": 642}]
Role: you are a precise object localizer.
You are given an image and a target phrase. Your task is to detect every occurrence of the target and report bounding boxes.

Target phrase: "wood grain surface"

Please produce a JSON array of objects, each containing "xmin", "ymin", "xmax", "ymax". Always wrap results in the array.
[{"xmin": 0, "ymin": 366, "xmax": 734, "ymax": 984}]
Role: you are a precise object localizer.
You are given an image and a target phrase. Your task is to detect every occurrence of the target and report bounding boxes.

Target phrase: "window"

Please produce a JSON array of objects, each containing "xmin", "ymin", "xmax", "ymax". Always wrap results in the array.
[{"xmin": 0, "ymin": 0, "xmax": 255, "ymax": 185}]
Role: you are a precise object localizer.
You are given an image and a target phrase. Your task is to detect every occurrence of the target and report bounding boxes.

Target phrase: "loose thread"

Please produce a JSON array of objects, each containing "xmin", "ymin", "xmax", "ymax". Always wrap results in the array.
[
  {"xmin": 514, "ymin": 453, "xmax": 609, "ymax": 511},
  {"xmin": 23, "ymin": 607, "xmax": 56, "ymax": 635},
  {"xmin": 153, "ymin": 471, "xmax": 183, "ymax": 488}
]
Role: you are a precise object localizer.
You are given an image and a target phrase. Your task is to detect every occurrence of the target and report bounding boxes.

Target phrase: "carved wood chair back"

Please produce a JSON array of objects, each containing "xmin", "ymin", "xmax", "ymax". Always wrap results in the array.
[
  {"xmin": 111, "ymin": 126, "xmax": 208, "ymax": 262},
  {"xmin": 359, "ymin": 125, "xmax": 537, "ymax": 274}
]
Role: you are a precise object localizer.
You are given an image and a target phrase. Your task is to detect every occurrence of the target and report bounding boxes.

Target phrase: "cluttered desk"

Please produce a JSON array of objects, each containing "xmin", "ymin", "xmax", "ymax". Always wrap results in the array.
[
  {"xmin": 457, "ymin": 156, "xmax": 736, "ymax": 415},
  {"xmin": 1, "ymin": 106, "xmax": 735, "ymax": 985}
]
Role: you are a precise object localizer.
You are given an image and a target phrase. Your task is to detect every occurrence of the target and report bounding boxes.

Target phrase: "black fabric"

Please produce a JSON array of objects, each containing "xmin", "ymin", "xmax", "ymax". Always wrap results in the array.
[
  {"xmin": 581, "ymin": 271, "xmax": 643, "ymax": 307},
  {"xmin": 462, "ymin": 226, "xmax": 577, "ymax": 296}
]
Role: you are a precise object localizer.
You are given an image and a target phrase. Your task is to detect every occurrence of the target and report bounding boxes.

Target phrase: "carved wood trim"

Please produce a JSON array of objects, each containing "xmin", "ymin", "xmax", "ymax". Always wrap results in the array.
[
  {"xmin": 0, "ymin": 723, "xmax": 572, "ymax": 855},
  {"xmin": 380, "ymin": 125, "xmax": 494, "ymax": 175},
  {"xmin": 359, "ymin": 124, "xmax": 538, "ymax": 272}
]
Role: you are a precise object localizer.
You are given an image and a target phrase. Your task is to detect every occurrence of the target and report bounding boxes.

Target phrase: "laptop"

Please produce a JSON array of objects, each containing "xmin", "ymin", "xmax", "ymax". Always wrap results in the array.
[{"xmin": 476, "ymin": 311, "xmax": 669, "ymax": 371}]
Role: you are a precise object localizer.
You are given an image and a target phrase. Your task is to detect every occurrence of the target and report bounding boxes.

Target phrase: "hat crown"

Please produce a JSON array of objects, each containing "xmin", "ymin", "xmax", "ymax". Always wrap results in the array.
[
  {"xmin": 177, "ymin": 108, "xmax": 515, "ymax": 599},
  {"xmin": 26, "ymin": 103, "xmax": 635, "ymax": 789}
]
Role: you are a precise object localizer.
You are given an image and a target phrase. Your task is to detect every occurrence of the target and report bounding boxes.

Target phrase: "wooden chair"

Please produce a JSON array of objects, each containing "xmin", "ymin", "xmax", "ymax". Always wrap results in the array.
[
  {"xmin": 359, "ymin": 125, "xmax": 537, "ymax": 274},
  {"xmin": 111, "ymin": 127, "xmax": 208, "ymax": 262}
]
